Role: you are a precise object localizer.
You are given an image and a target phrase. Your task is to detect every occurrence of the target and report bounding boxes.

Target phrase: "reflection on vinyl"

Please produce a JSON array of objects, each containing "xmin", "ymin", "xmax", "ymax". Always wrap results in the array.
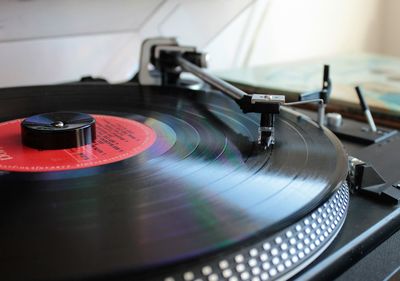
[{"xmin": 0, "ymin": 84, "xmax": 347, "ymax": 280}]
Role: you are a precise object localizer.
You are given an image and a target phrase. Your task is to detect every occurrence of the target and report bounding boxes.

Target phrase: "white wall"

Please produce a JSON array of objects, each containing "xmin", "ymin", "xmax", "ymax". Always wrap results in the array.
[
  {"xmin": 381, "ymin": 0, "xmax": 400, "ymax": 58},
  {"xmin": 0, "ymin": 0, "xmax": 397, "ymax": 87},
  {"xmin": 0, "ymin": 0, "xmax": 252, "ymax": 87},
  {"xmin": 206, "ymin": 0, "xmax": 384, "ymax": 70},
  {"xmin": 249, "ymin": 0, "xmax": 383, "ymax": 65}
]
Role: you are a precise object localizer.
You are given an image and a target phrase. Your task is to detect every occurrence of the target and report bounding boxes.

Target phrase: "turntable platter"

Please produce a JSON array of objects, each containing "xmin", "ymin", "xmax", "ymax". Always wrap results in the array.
[{"xmin": 0, "ymin": 84, "xmax": 347, "ymax": 280}]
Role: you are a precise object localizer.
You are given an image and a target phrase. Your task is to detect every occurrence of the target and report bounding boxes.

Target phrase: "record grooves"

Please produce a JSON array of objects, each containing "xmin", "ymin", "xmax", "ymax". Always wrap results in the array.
[{"xmin": 0, "ymin": 84, "xmax": 348, "ymax": 281}]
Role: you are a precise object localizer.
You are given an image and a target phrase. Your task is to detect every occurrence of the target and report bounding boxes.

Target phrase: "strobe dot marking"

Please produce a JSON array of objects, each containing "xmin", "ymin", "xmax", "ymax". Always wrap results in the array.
[
  {"xmin": 269, "ymin": 268, "xmax": 278, "ymax": 277},
  {"xmin": 162, "ymin": 184, "xmax": 349, "ymax": 281},
  {"xmin": 284, "ymin": 260, "xmax": 292, "ymax": 268},
  {"xmin": 219, "ymin": 260, "xmax": 229, "ymax": 270},
  {"xmin": 183, "ymin": 272, "xmax": 195, "ymax": 281},
  {"xmin": 252, "ymin": 267, "xmax": 261, "ymax": 275},
  {"xmin": 235, "ymin": 255, "xmax": 244, "ymax": 263},
  {"xmin": 272, "ymin": 257, "xmax": 280, "ymax": 265},
  {"xmin": 202, "ymin": 266, "xmax": 212, "ymax": 276},
  {"xmin": 236, "ymin": 264, "xmax": 245, "ymax": 273},
  {"xmin": 249, "ymin": 258, "xmax": 257, "ymax": 267},
  {"xmin": 250, "ymin": 249, "xmax": 259, "ymax": 257},
  {"xmin": 262, "ymin": 262, "xmax": 271, "ymax": 271},
  {"xmin": 241, "ymin": 271, "xmax": 250, "ymax": 280},
  {"xmin": 275, "ymin": 236, "xmax": 283, "ymax": 244},
  {"xmin": 260, "ymin": 253, "xmax": 268, "ymax": 262},
  {"xmin": 263, "ymin": 243, "xmax": 271, "ymax": 251},
  {"xmin": 222, "ymin": 269, "xmax": 233, "ymax": 278}
]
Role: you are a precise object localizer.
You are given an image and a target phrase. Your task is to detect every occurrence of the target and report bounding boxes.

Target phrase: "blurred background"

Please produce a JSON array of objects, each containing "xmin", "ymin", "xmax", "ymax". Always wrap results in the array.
[{"xmin": 0, "ymin": 0, "xmax": 398, "ymax": 87}]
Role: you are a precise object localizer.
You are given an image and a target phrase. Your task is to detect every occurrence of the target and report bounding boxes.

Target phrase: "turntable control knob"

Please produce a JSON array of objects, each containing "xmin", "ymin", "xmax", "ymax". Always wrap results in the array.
[
  {"xmin": 326, "ymin": 112, "xmax": 343, "ymax": 128},
  {"xmin": 21, "ymin": 112, "xmax": 96, "ymax": 150}
]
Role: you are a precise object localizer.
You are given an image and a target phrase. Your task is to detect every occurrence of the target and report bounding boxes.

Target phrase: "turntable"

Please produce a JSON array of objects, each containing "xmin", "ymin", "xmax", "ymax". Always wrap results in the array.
[{"xmin": 1, "ymin": 2, "xmax": 400, "ymax": 281}]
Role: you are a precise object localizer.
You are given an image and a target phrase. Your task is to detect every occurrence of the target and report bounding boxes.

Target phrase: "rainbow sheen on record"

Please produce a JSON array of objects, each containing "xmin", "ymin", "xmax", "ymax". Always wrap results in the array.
[{"xmin": 0, "ymin": 84, "xmax": 347, "ymax": 281}]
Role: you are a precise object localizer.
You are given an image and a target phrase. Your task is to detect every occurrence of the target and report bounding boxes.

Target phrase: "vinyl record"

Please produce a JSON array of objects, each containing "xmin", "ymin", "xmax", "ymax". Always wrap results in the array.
[{"xmin": 0, "ymin": 84, "xmax": 347, "ymax": 281}]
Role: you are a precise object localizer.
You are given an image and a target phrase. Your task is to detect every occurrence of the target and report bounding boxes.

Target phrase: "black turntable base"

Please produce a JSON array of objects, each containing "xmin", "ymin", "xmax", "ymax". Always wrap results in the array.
[{"xmin": 0, "ymin": 83, "xmax": 354, "ymax": 281}]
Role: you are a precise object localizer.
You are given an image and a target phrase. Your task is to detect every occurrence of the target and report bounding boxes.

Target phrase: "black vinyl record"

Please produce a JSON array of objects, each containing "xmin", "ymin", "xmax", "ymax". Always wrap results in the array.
[{"xmin": 0, "ymin": 84, "xmax": 347, "ymax": 281}]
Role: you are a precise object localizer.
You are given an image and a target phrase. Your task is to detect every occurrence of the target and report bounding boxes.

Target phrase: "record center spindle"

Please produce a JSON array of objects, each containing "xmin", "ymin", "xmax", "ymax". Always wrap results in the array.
[{"xmin": 21, "ymin": 112, "xmax": 96, "ymax": 150}]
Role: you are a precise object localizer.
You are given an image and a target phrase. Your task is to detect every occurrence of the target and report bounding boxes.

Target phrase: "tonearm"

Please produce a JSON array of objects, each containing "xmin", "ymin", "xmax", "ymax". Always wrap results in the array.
[{"xmin": 138, "ymin": 38, "xmax": 330, "ymax": 148}]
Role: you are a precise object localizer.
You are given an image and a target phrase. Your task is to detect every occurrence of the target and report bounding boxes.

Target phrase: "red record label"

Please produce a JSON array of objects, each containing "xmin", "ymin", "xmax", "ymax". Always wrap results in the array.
[{"xmin": 0, "ymin": 115, "xmax": 156, "ymax": 172}]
